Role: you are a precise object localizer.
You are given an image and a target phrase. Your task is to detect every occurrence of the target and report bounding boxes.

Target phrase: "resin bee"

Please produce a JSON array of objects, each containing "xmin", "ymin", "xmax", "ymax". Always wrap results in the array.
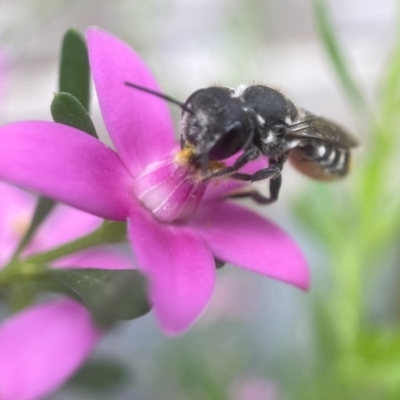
[{"xmin": 125, "ymin": 82, "xmax": 359, "ymax": 203}]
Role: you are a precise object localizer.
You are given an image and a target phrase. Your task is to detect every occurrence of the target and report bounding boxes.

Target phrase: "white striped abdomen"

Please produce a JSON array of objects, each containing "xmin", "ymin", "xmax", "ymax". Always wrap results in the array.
[{"xmin": 289, "ymin": 143, "xmax": 351, "ymax": 181}]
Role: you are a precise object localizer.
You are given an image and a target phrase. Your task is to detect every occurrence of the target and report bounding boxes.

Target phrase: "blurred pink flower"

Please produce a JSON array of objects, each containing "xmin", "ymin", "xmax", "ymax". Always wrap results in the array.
[
  {"xmin": 230, "ymin": 377, "xmax": 279, "ymax": 400},
  {"xmin": 200, "ymin": 273, "xmax": 258, "ymax": 325},
  {"xmin": 0, "ymin": 182, "xmax": 133, "ymax": 400},
  {"xmin": 0, "ymin": 27, "xmax": 309, "ymax": 334}
]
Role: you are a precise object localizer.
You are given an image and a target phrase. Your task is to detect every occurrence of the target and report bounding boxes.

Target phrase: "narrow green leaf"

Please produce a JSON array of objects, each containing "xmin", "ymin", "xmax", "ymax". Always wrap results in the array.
[
  {"xmin": 49, "ymin": 268, "xmax": 151, "ymax": 327},
  {"xmin": 68, "ymin": 359, "xmax": 130, "ymax": 392},
  {"xmin": 311, "ymin": 300, "xmax": 340, "ymax": 366},
  {"xmin": 59, "ymin": 29, "xmax": 90, "ymax": 111},
  {"xmin": 312, "ymin": 0, "xmax": 366, "ymax": 111},
  {"xmin": 12, "ymin": 197, "xmax": 55, "ymax": 259},
  {"xmin": 51, "ymin": 92, "xmax": 98, "ymax": 137},
  {"xmin": 377, "ymin": 30, "xmax": 400, "ymax": 143}
]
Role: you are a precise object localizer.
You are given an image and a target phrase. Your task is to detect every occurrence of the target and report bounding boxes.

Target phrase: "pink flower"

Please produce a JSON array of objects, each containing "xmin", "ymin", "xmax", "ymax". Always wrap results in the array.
[
  {"xmin": 200, "ymin": 274, "xmax": 258, "ymax": 325},
  {"xmin": 0, "ymin": 27, "xmax": 309, "ymax": 334},
  {"xmin": 0, "ymin": 182, "xmax": 133, "ymax": 400},
  {"xmin": 229, "ymin": 377, "xmax": 279, "ymax": 400}
]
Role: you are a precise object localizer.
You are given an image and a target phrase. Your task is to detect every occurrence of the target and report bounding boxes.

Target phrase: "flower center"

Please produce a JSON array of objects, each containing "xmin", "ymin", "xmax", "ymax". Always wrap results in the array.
[{"xmin": 132, "ymin": 152, "xmax": 207, "ymax": 222}]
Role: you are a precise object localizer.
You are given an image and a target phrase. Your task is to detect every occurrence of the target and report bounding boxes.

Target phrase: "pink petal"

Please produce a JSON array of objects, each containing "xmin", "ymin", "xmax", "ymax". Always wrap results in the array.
[
  {"xmin": 133, "ymin": 156, "xmax": 207, "ymax": 222},
  {"xmin": 0, "ymin": 121, "xmax": 134, "ymax": 220},
  {"xmin": 0, "ymin": 298, "xmax": 102, "ymax": 400},
  {"xmin": 52, "ymin": 245, "xmax": 134, "ymax": 270},
  {"xmin": 203, "ymin": 155, "xmax": 268, "ymax": 201},
  {"xmin": 127, "ymin": 205, "xmax": 215, "ymax": 334},
  {"xmin": 87, "ymin": 27, "xmax": 176, "ymax": 177},
  {"xmin": 188, "ymin": 201, "xmax": 310, "ymax": 290}
]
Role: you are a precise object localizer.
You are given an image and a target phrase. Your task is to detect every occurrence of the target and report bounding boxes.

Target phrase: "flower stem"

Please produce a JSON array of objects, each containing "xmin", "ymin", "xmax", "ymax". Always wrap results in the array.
[
  {"xmin": 25, "ymin": 220, "xmax": 127, "ymax": 264},
  {"xmin": 25, "ymin": 229, "xmax": 103, "ymax": 264},
  {"xmin": 0, "ymin": 263, "xmax": 48, "ymax": 287},
  {"xmin": 0, "ymin": 221, "xmax": 127, "ymax": 287}
]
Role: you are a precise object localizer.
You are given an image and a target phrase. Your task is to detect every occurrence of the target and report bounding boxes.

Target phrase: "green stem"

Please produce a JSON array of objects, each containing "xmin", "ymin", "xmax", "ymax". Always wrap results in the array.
[
  {"xmin": 12, "ymin": 196, "xmax": 55, "ymax": 260},
  {"xmin": 25, "ymin": 220, "xmax": 126, "ymax": 265},
  {"xmin": 25, "ymin": 228, "xmax": 104, "ymax": 265},
  {"xmin": 0, "ymin": 221, "xmax": 127, "ymax": 287},
  {"xmin": 0, "ymin": 263, "xmax": 48, "ymax": 287},
  {"xmin": 332, "ymin": 243, "xmax": 362, "ymax": 350}
]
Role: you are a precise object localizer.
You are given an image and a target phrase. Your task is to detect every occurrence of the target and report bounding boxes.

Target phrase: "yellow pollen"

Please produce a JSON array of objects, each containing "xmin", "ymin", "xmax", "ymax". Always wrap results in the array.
[
  {"xmin": 174, "ymin": 145, "xmax": 196, "ymax": 166},
  {"xmin": 174, "ymin": 145, "xmax": 228, "ymax": 183},
  {"xmin": 208, "ymin": 160, "xmax": 225, "ymax": 172}
]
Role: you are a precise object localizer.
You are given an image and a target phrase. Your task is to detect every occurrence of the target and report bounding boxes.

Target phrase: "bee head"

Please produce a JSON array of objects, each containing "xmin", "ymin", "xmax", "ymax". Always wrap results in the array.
[
  {"xmin": 180, "ymin": 87, "xmax": 250, "ymax": 170},
  {"xmin": 124, "ymin": 82, "xmax": 251, "ymax": 172}
]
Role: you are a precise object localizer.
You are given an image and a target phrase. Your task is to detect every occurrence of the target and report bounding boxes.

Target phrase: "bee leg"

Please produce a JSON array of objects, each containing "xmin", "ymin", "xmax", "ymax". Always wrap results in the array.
[
  {"xmin": 231, "ymin": 172, "xmax": 252, "ymax": 181},
  {"xmin": 203, "ymin": 147, "xmax": 261, "ymax": 181},
  {"xmin": 250, "ymin": 153, "xmax": 287, "ymax": 181},
  {"xmin": 231, "ymin": 152, "xmax": 287, "ymax": 182},
  {"xmin": 230, "ymin": 156, "xmax": 286, "ymax": 204},
  {"xmin": 250, "ymin": 165, "xmax": 281, "ymax": 182},
  {"xmin": 254, "ymin": 175, "xmax": 282, "ymax": 203},
  {"xmin": 229, "ymin": 175, "xmax": 282, "ymax": 204}
]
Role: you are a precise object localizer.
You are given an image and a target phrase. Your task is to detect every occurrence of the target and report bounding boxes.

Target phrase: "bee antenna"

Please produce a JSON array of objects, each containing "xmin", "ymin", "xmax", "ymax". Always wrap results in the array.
[{"xmin": 124, "ymin": 81, "xmax": 194, "ymax": 114}]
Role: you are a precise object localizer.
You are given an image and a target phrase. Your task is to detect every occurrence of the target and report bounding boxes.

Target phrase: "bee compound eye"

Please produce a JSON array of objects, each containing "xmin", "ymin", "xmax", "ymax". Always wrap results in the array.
[{"xmin": 208, "ymin": 122, "xmax": 245, "ymax": 160}]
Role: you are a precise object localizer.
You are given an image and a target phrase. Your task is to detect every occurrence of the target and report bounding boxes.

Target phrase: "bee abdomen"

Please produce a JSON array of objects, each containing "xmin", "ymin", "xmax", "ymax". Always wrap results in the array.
[{"xmin": 289, "ymin": 143, "xmax": 351, "ymax": 181}]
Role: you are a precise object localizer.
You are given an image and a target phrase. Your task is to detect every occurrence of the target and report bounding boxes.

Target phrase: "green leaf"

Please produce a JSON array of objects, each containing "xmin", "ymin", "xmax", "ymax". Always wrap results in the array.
[
  {"xmin": 312, "ymin": 300, "xmax": 340, "ymax": 366},
  {"xmin": 357, "ymin": 330, "xmax": 400, "ymax": 364},
  {"xmin": 49, "ymin": 268, "xmax": 151, "ymax": 327},
  {"xmin": 312, "ymin": 0, "xmax": 366, "ymax": 111},
  {"xmin": 59, "ymin": 29, "xmax": 90, "ymax": 111},
  {"xmin": 68, "ymin": 359, "xmax": 130, "ymax": 392},
  {"xmin": 353, "ymin": 330, "xmax": 400, "ymax": 394},
  {"xmin": 51, "ymin": 92, "xmax": 98, "ymax": 137},
  {"xmin": 12, "ymin": 197, "xmax": 55, "ymax": 259}
]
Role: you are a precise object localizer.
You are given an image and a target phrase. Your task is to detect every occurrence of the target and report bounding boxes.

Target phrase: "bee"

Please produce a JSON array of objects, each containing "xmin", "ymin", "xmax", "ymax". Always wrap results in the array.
[{"xmin": 125, "ymin": 82, "xmax": 359, "ymax": 204}]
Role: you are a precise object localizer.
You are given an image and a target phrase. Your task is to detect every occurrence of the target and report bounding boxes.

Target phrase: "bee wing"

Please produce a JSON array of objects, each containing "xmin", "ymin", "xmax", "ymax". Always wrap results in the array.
[{"xmin": 287, "ymin": 111, "xmax": 359, "ymax": 149}]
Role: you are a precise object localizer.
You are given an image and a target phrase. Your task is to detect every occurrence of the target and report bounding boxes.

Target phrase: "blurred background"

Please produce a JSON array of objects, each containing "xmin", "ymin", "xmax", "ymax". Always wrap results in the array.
[{"xmin": 1, "ymin": 0, "xmax": 400, "ymax": 399}]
